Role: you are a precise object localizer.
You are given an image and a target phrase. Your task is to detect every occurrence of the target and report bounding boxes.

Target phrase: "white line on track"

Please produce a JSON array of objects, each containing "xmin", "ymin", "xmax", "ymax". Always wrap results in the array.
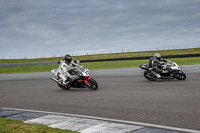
[{"xmin": 2, "ymin": 107, "xmax": 200, "ymax": 133}]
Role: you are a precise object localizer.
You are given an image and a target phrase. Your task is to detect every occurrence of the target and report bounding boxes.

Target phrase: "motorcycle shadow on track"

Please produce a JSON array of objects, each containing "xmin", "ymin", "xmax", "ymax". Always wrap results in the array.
[
  {"xmin": 55, "ymin": 87, "xmax": 100, "ymax": 92},
  {"xmin": 149, "ymin": 78, "xmax": 187, "ymax": 82}
]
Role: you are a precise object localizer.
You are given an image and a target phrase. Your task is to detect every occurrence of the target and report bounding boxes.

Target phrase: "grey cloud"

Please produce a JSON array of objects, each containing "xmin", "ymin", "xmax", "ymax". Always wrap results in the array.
[{"xmin": 0, "ymin": 0, "xmax": 200, "ymax": 58}]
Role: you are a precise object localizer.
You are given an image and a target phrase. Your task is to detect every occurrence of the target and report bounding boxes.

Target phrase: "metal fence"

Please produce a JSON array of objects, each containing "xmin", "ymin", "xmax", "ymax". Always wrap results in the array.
[
  {"xmin": 1, "ymin": 53, "xmax": 200, "ymax": 68},
  {"xmin": 1, "ymin": 45, "xmax": 200, "ymax": 59}
]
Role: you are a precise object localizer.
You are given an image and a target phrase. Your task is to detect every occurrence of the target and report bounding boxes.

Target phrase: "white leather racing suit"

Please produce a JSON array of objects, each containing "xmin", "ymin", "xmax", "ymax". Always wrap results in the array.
[{"xmin": 58, "ymin": 59, "xmax": 81, "ymax": 84}]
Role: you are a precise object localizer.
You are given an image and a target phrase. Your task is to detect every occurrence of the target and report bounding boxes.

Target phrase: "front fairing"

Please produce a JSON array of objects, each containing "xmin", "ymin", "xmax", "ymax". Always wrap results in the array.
[
  {"xmin": 81, "ymin": 68, "xmax": 90, "ymax": 77},
  {"xmin": 169, "ymin": 62, "xmax": 180, "ymax": 70}
]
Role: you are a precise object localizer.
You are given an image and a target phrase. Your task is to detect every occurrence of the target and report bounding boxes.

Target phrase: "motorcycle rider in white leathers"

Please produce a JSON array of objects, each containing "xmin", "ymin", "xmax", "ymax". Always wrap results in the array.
[{"xmin": 58, "ymin": 54, "xmax": 81, "ymax": 85}]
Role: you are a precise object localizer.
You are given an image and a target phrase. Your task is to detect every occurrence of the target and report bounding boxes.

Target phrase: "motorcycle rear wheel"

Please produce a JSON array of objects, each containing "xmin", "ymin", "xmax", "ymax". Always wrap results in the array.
[
  {"xmin": 144, "ymin": 71, "xmax": 155, "ymax": 81},
  {"xmin": 87, "ymin": 78, "xmax": 98, "ymax": 90}
]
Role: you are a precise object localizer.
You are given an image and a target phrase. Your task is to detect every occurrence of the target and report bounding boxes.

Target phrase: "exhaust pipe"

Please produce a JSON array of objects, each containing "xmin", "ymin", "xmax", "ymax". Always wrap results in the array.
[{"xmin": 51, "ymin": 77, "xmax": 64, "ymax": 86}]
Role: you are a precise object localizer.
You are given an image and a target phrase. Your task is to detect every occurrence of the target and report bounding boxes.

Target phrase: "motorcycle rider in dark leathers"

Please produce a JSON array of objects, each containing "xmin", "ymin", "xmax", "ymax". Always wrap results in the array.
[
  {"xmin": 58, "ymin": 54, "xmax": 81, "ymax": 85},
  {"xmin": 149, "ymin": 53, "xmax": 168, "ymax": 79}
]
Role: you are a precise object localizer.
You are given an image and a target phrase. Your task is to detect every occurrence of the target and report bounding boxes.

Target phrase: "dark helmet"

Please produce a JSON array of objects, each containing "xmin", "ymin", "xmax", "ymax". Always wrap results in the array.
[
  {"xmin": 154, "ymin": 53, "xmax": 161, "ymax": 61},
  {"xmin": 64, "ymin": 54, "xmax": 72, "ymax": 64}
]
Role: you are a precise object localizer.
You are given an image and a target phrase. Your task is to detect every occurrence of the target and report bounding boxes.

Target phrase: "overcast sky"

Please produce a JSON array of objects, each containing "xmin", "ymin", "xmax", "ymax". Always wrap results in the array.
[{"xmin": 0, "ymin": 0, "xmax": 200, "ymax": 59}]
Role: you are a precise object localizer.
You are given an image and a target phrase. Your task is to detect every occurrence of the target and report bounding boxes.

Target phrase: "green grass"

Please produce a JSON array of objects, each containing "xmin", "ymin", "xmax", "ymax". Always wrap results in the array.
[
  {"xmin": 79, "ymin": 57, "xmax": 200, "ymax": 69},
  {"xmin": 0, "ymin": 48, "xmax": 200, "ymax": 64},
  {"xmin": 0, "ymin": 57, "xmax": 199, "ymax": 74},
  {"xmin": 0, "ymin": 64, "xmax": 59, "ymax": 74},
  {"xmin": 0, "ymin": 117, "xmax": 78, "ymax": 133}
]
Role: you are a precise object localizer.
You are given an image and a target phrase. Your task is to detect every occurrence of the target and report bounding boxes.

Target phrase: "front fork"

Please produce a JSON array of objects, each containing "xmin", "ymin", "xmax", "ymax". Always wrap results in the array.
[{"xmin": 172, "ymin": 70, "xmax": 182, "ymax": 78}]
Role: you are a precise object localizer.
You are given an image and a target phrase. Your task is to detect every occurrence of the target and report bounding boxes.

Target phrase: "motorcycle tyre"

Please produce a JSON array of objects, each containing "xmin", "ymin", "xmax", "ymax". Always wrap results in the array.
[
  {"xmin": 57, "ymin": 83, "xmax": 71, "ymax": 90},
  {"xmin": 144, "ymin": 71, "xmax": 155, "ymax": 81},
  {"xmin": 87, "ymin": 78, "xmax": 98, "ymax": 90},
  {"xmin": 176, "ymin": 71, "xmax": 186, "ymax": 80}
]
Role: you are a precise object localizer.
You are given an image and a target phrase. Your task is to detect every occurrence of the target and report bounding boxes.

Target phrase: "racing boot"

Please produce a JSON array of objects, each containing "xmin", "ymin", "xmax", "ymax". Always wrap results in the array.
[
  {"xmin": 63, "ymin": 79, "xmax": 70, "ymax": 86},
  {"xmin": 156, "ymin": 73, "xmax": 161, "ymax": 79},
  {"xmin": 151, "ymin": 71, "xmax": 161, "ymax": 80}
]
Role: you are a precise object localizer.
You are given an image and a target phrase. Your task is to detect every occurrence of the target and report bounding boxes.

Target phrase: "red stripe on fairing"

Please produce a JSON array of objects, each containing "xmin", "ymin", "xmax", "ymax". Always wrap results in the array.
[{"xmin": 85, "ymin": 76, "xmax": 92, "ymax": 85}]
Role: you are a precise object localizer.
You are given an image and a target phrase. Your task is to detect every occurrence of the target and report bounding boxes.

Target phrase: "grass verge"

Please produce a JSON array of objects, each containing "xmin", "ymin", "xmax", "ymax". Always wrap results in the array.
[
  {"xmin": 0, "ymin": 48, "xmax": 200, "ymax": 64},
  {"xmin": 0, "ymin": 117, "xmax": 78, "ymax": 133},
  {"xmin": 0, "ymin": 57, "xmax": 199, "ymax": 74}
]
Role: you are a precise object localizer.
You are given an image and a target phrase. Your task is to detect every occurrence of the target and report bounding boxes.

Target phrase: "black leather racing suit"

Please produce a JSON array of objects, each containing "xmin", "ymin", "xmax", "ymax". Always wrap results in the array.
[{"xmin": 149, "ymin": 57, "xmax": 168, "ymax": 78}]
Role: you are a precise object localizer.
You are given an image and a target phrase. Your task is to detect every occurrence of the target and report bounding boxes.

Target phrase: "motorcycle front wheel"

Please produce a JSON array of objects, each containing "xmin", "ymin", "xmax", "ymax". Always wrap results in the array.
[
  {"xmin": 86, "ymin": 78, "xmax": 98, "ymax": 90},
  {"xmin": 176, "ymin": 71, "xmax": 186, "ymax": 80}
]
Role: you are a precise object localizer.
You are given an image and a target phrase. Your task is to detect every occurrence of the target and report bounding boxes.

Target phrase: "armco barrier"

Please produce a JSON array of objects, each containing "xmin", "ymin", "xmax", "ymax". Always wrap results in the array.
[
  {"xmin": 0, "ymin": 53, "xmax": 199, "ymax": 68},
  {"xmin": 0, "ymin": 61, "xmax": 58, "ymax": 68},
  {"xmin": 79, "ymin": 53, "xmax": 200, "ymax": 63}
]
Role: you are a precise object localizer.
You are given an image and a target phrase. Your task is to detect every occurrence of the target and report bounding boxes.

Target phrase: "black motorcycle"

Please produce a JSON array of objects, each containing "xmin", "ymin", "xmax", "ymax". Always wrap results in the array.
[{"xmin": 139, "ymin": 61, "xmax": 186, "ymax": 81}]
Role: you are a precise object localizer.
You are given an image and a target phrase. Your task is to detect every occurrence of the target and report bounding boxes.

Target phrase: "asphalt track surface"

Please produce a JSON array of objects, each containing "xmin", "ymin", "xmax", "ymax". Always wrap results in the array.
[{"xmin": 0, "ymin": 65, "xmax": 200, "ymax": 131}]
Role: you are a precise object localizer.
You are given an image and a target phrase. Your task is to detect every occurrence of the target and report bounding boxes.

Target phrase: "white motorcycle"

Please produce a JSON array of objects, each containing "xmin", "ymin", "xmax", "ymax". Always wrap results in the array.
[
  {"xmin": 139, "ymin": 61, "xmax": 186, "ymax": 81},
  {"xmin": 51, "ymin": 66, "xmax": 98, "ymax": 90}
]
